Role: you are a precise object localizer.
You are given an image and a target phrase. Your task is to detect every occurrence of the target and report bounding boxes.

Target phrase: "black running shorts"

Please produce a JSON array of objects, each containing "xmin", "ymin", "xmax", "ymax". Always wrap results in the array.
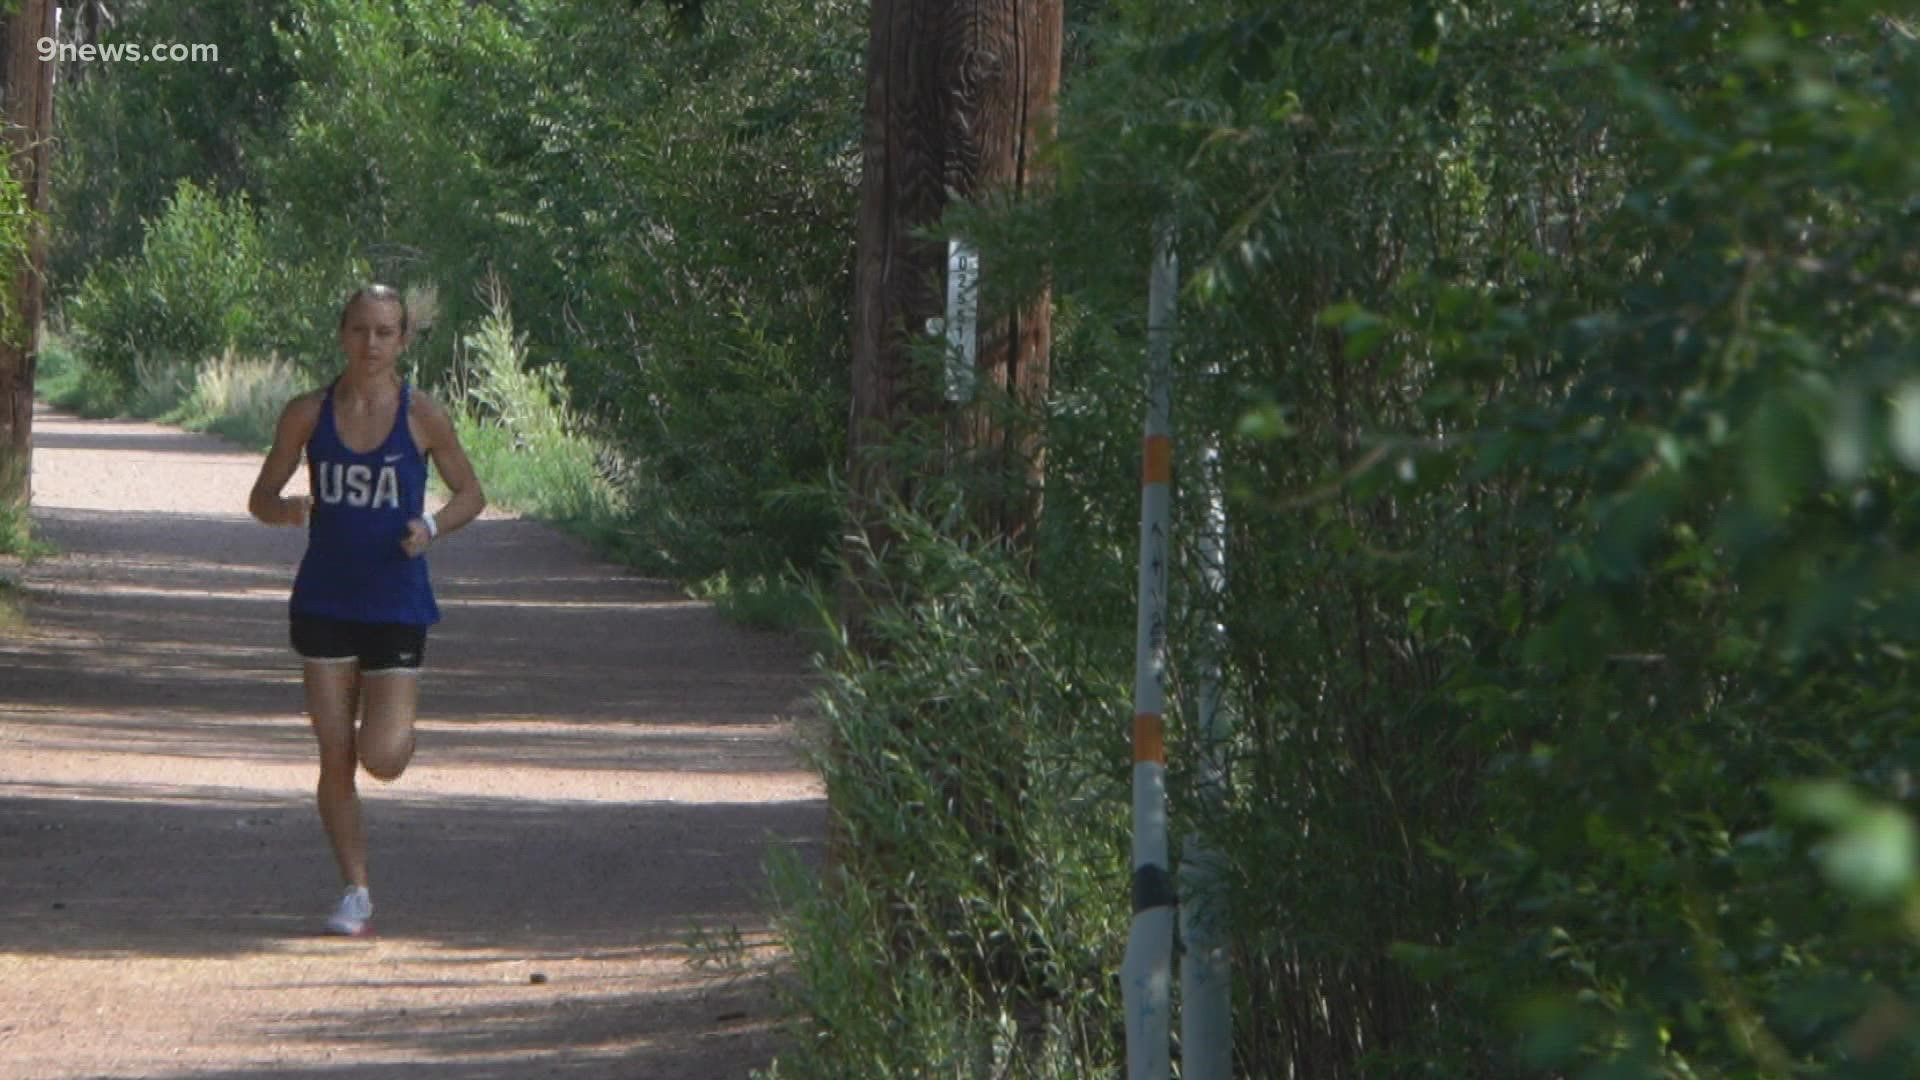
[{"xmin": 290, "ymin": 614, "xmax": 428, "ymax": 672}]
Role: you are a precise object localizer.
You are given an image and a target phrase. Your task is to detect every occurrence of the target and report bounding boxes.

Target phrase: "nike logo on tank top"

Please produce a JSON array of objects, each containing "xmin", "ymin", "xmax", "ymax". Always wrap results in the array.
[{"xmin": 290, "ymin": 381, "xmax": 441, "ymax": 625}]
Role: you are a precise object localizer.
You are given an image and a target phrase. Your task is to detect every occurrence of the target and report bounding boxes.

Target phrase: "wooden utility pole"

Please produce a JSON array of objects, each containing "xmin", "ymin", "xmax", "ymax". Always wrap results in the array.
[
  {"xmin": 844, "ymin": 0, "xmax": 1062, "ymax": 627},
  {"xmin": 0, "ymin": 0, "xmax": 54, "ymax": 508}
]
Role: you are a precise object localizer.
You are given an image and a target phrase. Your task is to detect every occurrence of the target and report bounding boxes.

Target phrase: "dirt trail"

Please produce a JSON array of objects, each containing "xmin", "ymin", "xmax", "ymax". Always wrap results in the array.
[{"xmin": 0, "ymin": 401, "xmax": 824, "ymax": 1079}]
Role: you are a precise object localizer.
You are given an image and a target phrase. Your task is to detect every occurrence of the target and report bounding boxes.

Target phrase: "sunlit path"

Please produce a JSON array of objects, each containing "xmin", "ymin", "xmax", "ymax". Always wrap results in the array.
[{"xmin": 1, "ymin": 402, "xmax": 823, "ymax": 1079}]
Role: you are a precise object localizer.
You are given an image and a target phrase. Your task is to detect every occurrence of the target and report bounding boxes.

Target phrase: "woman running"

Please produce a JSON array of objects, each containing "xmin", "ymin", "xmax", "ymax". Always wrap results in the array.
[{"xmin": 248, "ymin": 284, "xmax": 487, "ymax": 936}]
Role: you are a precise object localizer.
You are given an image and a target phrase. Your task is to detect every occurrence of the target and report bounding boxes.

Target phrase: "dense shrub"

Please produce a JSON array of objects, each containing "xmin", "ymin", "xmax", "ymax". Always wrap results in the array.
[
  {"xmin": 47, "ymin": 0, "xmax": 296, "ymax": 292},
  {"xmin": 66, "ymin": 179, "xmax": 356, "ymax": 387},
  {"xmin": 450, "ymin": 283, "xmax": 623, "ymax": 525},
  {"xmin": 790, "ymin": 0, "xmax": 1920, "ymax": 1076},
  {"xmin": 769, "ymin": 501, "xmax": 1131, "ymax": 1077},
  {"xmin": 519, "ymin": 0, "xmax": 860, "ymax": 580}
]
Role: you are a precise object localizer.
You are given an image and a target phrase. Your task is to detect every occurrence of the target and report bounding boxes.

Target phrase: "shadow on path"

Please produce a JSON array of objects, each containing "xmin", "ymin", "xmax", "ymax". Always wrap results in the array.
[
  {"xmin": 1, "ymin": 404, "xmax": 825, "ymax": 1080},
  {"xmin": 0, "ymin": 785, "xmax": 823, "ymax": 958}
]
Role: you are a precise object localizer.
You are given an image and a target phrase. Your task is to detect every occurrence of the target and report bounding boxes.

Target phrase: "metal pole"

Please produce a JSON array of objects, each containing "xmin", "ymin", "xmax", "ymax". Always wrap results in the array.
[
  {"xmin": 1122, "ymin": 225, "xmax": 1176, "ymax": 1080},
  {"xmin": 1180, "ymin": 412, "xmax": 1233, "ymax": 1079}
]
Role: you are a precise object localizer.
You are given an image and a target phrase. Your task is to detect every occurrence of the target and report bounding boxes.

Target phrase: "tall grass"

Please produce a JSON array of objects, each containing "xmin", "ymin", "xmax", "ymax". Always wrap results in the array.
[
  {"xmin": 40, "ymin": 328, "xmax": 307, "ymax": 452},
  {"xmin": 762, "ymin": 506, "xmax": 1130, "ymax": 1078},
  {"xmin": 0, "ymin": 502, "xmax": 27, "ymax": 558},
  {"xmin": 0, "ymin": 572, "xmax": 22, "ymax": 636},
  {"xmin": 448, "ymin": 284, "xmax": 626, "ymax": 527},
  {"xmin": 0, "ymin": 461, "xmax": 45, "ymax": 560},
  {"xmin": 689, "ymin": 570, "xmax": 825, "ymax": 635},
  {"xmin": 36, "ymin": 325, "xmax": 130, "ymax": 418},
  {"xmin": 0, "ymin": 459, "xmax": 48, "ymax": 635},
  {"xmin": 184, "ymin": 351, "xmax": 306, "ymax": 448}
]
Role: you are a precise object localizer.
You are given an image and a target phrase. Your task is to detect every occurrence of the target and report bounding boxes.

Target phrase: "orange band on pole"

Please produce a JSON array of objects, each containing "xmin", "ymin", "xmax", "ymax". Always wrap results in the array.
[
  {"xmin": 1133, "ymin": 713, "xmax": 1165, "ymax": 764},
  {"xmin": 1143, "ymin": 436, "xmax": 1172, "ymax": 485}
]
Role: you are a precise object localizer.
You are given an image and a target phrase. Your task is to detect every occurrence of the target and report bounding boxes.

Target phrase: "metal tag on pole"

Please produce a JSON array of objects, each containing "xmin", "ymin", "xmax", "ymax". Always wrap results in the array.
[{"xmin": 943, "ymin": 238, "xmax": 981, "ymax": 404}]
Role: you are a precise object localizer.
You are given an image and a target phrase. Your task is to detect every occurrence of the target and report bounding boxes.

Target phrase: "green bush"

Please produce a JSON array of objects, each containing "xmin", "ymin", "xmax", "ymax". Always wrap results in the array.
[
  {"xmin": 0, "ymin": 468, "xmax": 43, "ymax": 562},
  {"xmin": 35, "ymin": 326, "xmax": 129, "ymax": 419},
  {"xmin": 66, "ymin": 179, "xmax": 355, "ymax": 393},
  {"xmin": 851, "ymin": 0, "xmax": 1920, "ymax": 1076},
  {"xmin": 67, "ymin": 179, "xmax": 263, "ymax": 386},
  {"xmin": 47, "ymin": 0, "xmax": 296, "ymax": 293},
  {"xmin": 180, "ymin": 351, "xmax": 309, "ymax": 450},
  {"xmin": 688, "ymin": 571, "xmax": 821, "ymax": 635},
  {"xmin": 449, "ymin": 286, "xmax": 624, "ymax": 526},
  {"xmin": 527, "ymin": 0, "xmax": 861, "ymax": 583},
  {"xmin": 1388, "ymin": 7, "xmax": 1920, "ymax": 1072},
  {"xmin": 768, "ymin": 502, "xmax": 1130, "ymax": 1077}
]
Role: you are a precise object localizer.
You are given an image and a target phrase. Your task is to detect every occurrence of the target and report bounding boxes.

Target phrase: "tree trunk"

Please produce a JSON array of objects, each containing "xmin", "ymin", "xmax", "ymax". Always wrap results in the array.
[
  {"xmin": 947, "ymin": 0, "xmax": 1057, "ymax": 552},
  {"xmin": 0, "ymin": 0, "xmax": 53, "ymax": 510},
  {"xmin": 843, "ymin": 0, "xmax": 1062, "ymax": 630}
]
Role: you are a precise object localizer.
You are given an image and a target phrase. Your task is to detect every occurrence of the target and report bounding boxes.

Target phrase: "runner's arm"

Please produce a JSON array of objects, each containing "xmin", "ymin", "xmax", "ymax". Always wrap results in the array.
[
  {"xmin": 411, "ymin": 391, "xmax": 486, "ymax": 539},
  {"xmin": 249, "ymin": 396, "xmax": 321, "ymax": 526}
]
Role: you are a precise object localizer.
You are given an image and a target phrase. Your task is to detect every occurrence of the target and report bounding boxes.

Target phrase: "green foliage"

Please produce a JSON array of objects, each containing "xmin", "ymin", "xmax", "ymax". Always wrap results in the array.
[
  {"xmin": 42, "ymin": 318, "xmax": 309, "ymax": 450},
  {"xmin": 976, "ymin": 1, "xmax": 1617, "ymax": 1068},
  {"xmin": 0, "ymin": 581, "xmax": 21, "ymax": 636},
  {"xmin": 0, "ymin": 156, "xmax": 32, "ymax": 351},
  {"xmin": 35, "ymin": 325, "xmax": 134, "ymax": 418},
  {"xmin": 49, "ymin": 0, "xmax": 298, "ymax": 290},
  {"xmin": 519, "ymin": 0, "xmax": 860, "ymax": 581},
  {"xmin": 67, "ymin": 179, "xmax": 356, "ymax": 390},
  {"xmin": 1395, "ymin": 6, "xmax": 1920, "ymax": 1072},
  {"xmin": 769, "ymin": 505, "xmax": 1130, "ymax": 1077},
  {"xmin": 69, "ymin": 178, "xmax": 263, "ymax": 384},
  {"xmin": 54, "ymin": 0, "xmax": 859, "ymax": 589},
  {"xmin": 915, "ymin": 0, "xmax": 1920, "ymax": 1076},
  {"xmin": 0, "ymin": 411, "xmax": 50, "ymax": 566},
  {"xmin": 0, "ymin": 134, "xmax": 34, "ymax": 524},
  {"xmin": 177, "ymin": 351, "xmax": 309, "ymax": 449},
  {"xmin": 688, "ymin": 570, "xmax": 821, "ymax": 635},
  {"xmin": 449, "ymin": 286, "xmax": 623, "ymax": 525},
  {"xmin": 0, "ymin": 472, "xmax": 49, "ymax": 562}
]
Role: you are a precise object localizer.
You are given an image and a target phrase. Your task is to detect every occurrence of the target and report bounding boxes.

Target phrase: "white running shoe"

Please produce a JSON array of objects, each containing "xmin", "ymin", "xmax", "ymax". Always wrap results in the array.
[{"xmin": 324, "ymin": 885, "xmax": 374, "ymax": 936}]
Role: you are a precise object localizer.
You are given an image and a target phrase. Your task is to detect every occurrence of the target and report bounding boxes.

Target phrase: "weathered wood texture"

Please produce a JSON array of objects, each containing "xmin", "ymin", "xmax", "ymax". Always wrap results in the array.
[{"xmin": 846, "ymin": 0, "xmax": 1062, "ymax": 576}]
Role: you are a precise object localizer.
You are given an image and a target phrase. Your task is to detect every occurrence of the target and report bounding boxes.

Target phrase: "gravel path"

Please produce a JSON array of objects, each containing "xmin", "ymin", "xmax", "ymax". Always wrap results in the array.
[{"xmin": 0, "ymin": 401, "xmax": 825, "ymax": 1079}]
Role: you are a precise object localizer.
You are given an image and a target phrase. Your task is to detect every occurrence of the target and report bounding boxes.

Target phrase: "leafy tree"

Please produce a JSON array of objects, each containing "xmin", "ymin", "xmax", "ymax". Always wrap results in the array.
[{"xmin": 49, "ymin": 0, "xmax": 297, "ymax": 291}]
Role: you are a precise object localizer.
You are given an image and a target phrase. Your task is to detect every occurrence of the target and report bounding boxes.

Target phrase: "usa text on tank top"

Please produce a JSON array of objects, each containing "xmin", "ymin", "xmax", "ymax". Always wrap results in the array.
[{"xmin": 290, "ymin": 380, "xmax": 441, "ymax": 625}]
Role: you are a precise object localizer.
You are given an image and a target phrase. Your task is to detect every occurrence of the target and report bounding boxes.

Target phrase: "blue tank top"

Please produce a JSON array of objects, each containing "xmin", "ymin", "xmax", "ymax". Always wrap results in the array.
[{"xmin": 290, "ymin": 380, "xmax": 441, "ymax": 625}]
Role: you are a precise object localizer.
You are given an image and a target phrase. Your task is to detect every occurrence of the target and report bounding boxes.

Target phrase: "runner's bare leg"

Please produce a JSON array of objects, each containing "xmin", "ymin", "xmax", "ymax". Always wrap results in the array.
[
  {"xmin": 306, "ymin": 661, "xmax": 367, "ymax": 887},
  {"xmin": 357, "ymin": 672, "xmax": 419, "ymax": 781}
]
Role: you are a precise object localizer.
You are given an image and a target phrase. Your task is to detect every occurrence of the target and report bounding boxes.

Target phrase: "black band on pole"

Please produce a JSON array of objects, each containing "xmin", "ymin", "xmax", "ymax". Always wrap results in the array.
[{"xmin": 1132, "ymin": 863, "xmax": 1178, "ymax": 914}]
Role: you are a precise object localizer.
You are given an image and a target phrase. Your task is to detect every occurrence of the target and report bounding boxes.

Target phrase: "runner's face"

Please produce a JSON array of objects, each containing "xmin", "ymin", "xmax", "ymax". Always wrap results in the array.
[{"xmin": 339, "ymin": 298, "xmax": 407, "ymax": 375}]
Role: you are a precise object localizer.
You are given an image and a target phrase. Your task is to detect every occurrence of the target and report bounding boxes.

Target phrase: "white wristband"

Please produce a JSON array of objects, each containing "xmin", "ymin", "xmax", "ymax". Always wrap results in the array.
[{"xmin": 423, "ymin": 511, "xmax": 438, "ymax": 540}]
